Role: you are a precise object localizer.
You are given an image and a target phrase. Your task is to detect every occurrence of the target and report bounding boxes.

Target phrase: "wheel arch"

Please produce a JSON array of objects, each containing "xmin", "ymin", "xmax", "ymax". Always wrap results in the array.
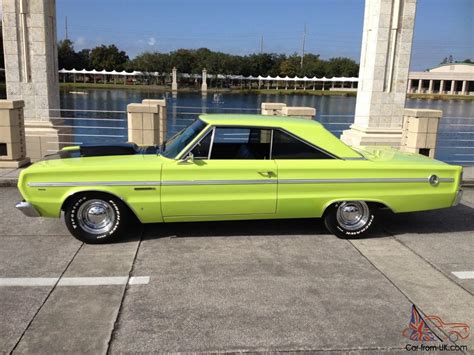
[
  {"xmin": 321, "ymin": 199, "xmax": 395, "ymax": 216},
  {"xmin": 61, "ymin": 189, "xmax": 142, "ymax": 223}
]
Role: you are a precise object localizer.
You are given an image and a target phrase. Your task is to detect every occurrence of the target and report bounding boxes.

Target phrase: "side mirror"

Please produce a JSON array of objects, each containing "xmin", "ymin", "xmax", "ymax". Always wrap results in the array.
[{"xmin": 179, "ymin": 152, "xmax": 194, "ymax": 164}]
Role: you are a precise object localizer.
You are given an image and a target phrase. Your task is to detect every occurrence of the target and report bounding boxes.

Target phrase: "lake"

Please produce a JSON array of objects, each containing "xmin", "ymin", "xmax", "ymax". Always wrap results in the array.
[{"xmin": 59, "ymin": 90, "xmax": 474, "ymax": 165}]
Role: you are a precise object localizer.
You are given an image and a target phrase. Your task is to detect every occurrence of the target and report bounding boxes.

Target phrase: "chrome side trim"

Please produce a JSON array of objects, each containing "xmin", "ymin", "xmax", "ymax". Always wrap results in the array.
[
  {"xmin": 439, "ymin": 178, "xmax": 455, "ymax": 182},
  {"xmin": 28, "ymin": 177, "xmax": 454, "ymax": 188},
  {"xmin": 16, "ymin": 201, "xmax": 41, "ymax": 217},
  {"xmin": 28, "ymin": 181, "xmax": 161, "ymax": 187},
  {"xmin": 162, "ymin": 179, "xmax": 275, "ymax": 186},
  {"xmin": 279, "ymin": 177, "xmax": 454, "ymax": 184}
]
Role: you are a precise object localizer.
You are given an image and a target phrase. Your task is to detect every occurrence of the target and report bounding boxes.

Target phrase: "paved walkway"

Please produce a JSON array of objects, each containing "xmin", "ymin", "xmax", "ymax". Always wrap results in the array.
[{"xmin": 0, "ymin": 187, "xmax": 473, "ymax": 353}]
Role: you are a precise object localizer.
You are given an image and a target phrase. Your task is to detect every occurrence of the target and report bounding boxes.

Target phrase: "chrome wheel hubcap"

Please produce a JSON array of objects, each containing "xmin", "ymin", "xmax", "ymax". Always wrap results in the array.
[
  {"xmin": 336, "ymin": 201, "xmax": 370, "ymax": 231},
  {"xmin": 77, "ymin": 199, "xmax": 116, "ymax": 234}
]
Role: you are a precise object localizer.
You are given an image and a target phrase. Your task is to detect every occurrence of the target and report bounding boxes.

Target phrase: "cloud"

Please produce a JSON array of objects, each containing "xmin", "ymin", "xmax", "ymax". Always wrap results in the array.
[
  {"xmin": 76, "ymin": 36, "xmax": 86, "ymax": 46},
  {"xmin": 147, "ymin": 37, "xmax": 157, "ymax": 46}
]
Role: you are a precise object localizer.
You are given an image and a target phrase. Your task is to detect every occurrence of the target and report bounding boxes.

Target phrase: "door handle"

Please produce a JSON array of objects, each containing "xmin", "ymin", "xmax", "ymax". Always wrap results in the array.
[{"xmin": 258, "ymin": 171, "xmax": 276, "ymax": 177}]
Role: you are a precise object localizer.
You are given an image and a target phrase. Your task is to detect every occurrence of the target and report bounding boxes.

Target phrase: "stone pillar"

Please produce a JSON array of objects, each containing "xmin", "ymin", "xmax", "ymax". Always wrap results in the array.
[
  {"xmin": 281, "ymin": 106, "xmax": 316, "ymax": 119},
  {"xmin": 130, "ymin": 100, "xmax": 167, "ymax": 145},
  {"xmin": 171, "ymin": 67, "xmax": 178, "ymax": 91},
  {"xmin": 439, "ymin": 80, "xmax": 445, "ymax": 94},
  {"xmin": 127, "ymin": 101, "xmax": 167, "ymax": 146},
  {"xmin": 141, "ymin": 99, "xmax": 167, "ymax": 144},
  {"xmin": 461, "ymin": 80, "xmax": 467, "ymax": 95},
  {"xmin": 24, "ymin": 121, "xmax": 61, "ymax": 160},
  {"xmin": 261, "ymin": 103, "xmax": 316, "ymax": 119},
  {"xmin": 407, "ymin": 79, "xmax": 412, "ymax": 93},
  {"xmin": 2, "ymin": 0, "xmax": 60, "ymax": 121},
  {"xmin": 341, "ymin": 0, "xmax": 417, "ymax": 148},
  {"xmin": 0, "ymin": 100, "xmax": 30, "ymax": 167},
  {"xmin": 261, "ymin": 103, "xmax": 286, "ymax": 116},
  {"xmin": 417, "ymin": 79, "xmax": 423, "ymax": 93},
  {"xmin": 201, "ymin": 68, "xmax": 208, "ymax": 93},
  {"xmin": 400, "ymin": 109, "xmax": 442, "ymax": 158},
  {"xmin": 450, "ymin": 80, "xmax": 455, "ymax": 95},
  {"xmin": 428, "ymin": 80, "xmax": 433, "ymax": 94},
  {"xmin": 2, "ymin": 0, "xmax": 63, "ymax": 160}
]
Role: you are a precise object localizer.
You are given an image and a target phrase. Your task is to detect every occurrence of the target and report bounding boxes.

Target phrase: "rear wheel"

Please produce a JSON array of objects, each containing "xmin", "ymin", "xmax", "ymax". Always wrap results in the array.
[
  {"xmin": 64, "ymin": 193, "xmax": 131, "ymax": 244},
  {"xmin": 324, "ymin": 201, "xmax": 376, "ymax": 238}
]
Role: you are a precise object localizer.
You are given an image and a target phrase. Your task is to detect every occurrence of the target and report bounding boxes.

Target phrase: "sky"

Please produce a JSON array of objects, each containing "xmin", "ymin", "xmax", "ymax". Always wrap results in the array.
[{"xmin": 55, "ymin": 0, "xmax": 473, "ymax": 71}]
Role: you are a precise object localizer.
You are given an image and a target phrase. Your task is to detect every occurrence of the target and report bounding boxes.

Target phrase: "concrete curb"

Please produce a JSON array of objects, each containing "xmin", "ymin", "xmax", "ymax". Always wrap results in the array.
[{"xmin": 2, "ymin": 177, "xmax": 473, "ymax": 188}]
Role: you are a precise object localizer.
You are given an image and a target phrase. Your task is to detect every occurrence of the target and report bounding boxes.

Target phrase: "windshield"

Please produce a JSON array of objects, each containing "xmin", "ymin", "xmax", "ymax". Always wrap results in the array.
[{"xmin": 160, "ymin": 119, "xmax": 207, "ymax": 158}]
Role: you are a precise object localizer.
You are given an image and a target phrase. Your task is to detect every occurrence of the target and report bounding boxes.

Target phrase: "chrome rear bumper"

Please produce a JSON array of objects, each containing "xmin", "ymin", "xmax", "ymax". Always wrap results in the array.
[
  {"xmin": 453, "ymin": 189, "xmax": 463, "ymax": 206},
  {"xmin": 16, "ymin": 201, "xmax": 41, "ymax": 217}
]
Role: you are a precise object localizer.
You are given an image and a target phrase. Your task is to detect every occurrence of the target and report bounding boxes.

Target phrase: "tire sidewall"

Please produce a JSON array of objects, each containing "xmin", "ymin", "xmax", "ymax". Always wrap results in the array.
[{"xmin": 65, "ymin": 194, "xmax": 126, "ymax": 243}]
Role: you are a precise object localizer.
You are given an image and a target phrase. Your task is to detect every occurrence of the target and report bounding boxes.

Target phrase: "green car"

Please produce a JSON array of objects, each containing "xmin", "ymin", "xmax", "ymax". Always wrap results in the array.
[{"xmin": 16, "ymin": 114, "xmax": 463, "ymax": 243}]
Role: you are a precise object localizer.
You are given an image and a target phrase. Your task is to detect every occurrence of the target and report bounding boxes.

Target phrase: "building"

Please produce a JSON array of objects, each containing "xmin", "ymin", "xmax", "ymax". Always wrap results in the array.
[{"xmin": 408, "ymin": 63, "xmax": 474, "ymax": 95}]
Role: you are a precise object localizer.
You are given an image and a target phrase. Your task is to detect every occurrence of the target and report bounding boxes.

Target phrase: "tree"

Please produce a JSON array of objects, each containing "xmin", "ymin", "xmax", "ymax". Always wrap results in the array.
[
  {"xmin": 58, "ymin": 39, "xmax": 79, "ymax": 69},
  {"xmin": 90, "ymin": 45, "xmax": 129, "ymax": 71},
  {"xmin": 325, "ymin": 57, "xmax": 359, "ymax": 77},
  {"xmin": 279, "ymin": 59, "xmax": 298, "ymax": 77}
]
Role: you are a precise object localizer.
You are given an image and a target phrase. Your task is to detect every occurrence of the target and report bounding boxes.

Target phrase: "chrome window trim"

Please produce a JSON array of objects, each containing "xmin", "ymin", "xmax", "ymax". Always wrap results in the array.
[
  {"xmin": 28, "ymin": 177, "xmax": 454, "ymax": 188},
  {"xmin": 175, "ymin": 124, "xmax": 214, "ymax": 161},
  {"xmin": 269, "ymin": 129, "xmax": 274, "ymax": 160},
  {"xmin": 208, "ymin": 127, "xmax": 216, "ymax": 159},
  {"xmin": 272, "ymin": 128, "xmax": 339, "ymax": 160}
]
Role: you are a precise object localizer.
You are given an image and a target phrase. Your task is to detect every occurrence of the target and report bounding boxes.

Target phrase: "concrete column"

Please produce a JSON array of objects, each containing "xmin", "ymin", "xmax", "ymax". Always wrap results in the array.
[
  {"xmin": 439, "ymin": 80, "xmax": 445, "ymax": 94},
  {"xmin": 400, "ymin": 109, "xmax": 442, "ymax": 158},
  {"xmin": 261, "ymin": 102, "xmax": 316, "ymax": 119},
  {"xmin": 141, "ymin": 99, "xmax": 167, "ymax": 144},
  {"xmin": 261, "ymin": 103, "xmax": 286, "ymax": 116},
  {"xmin": 171, "ymin": 67, "xmax": 178, "ymax": 91},
  {"xmin": 127, "ymin": 100, "xmax": 167, "ymax": 146},
  {"xmin": 281, "ymin": 106, "xmax": 316, "ymax": 119},
  {"xmin": 417, "ymin": 79, "xmax": 423, "ymax": 93},
  {"xmin": 450, "ymin": 80, "xmax": 455, "ymax": 95},
  {"xmin": 428, "ymin": 80, "xmax": 433, "ymax": 94},
  {"xmin": 201, "ymin": 68, "xmax": 208, "ymax": 93},
  {"xmin": 341, "ymin": 0, "xmax": 417, "ymax": 148},
  {"xmin": 0, "ymin": 100, "xmax": 30, "ymax": 167},
  {"xmin": 407, "ymin": 79, "xmax": 412, "ymax": 93},
  {"xmin": 2, "ymin": 0, "xmax": 60, "ymax": 121},
  {"xmin": 461, "ymin": 80, "xmax": 467, "ymax": 95}
]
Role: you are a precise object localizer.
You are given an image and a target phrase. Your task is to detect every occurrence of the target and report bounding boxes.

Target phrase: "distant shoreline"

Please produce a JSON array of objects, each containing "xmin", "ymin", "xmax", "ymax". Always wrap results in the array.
[{"xmin": 55, "ymin": 83, "xmax": 474, "ymax": 100}]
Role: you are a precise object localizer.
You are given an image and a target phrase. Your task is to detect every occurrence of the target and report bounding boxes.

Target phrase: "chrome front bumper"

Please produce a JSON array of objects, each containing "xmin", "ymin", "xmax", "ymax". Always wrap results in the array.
[
  {"xmin": 453, "ymin": 189, "xmax": 463, "ymax": 206},
  {"xmin": 16, "ymin": 201, "xmax": 41, "ymax": 217}
]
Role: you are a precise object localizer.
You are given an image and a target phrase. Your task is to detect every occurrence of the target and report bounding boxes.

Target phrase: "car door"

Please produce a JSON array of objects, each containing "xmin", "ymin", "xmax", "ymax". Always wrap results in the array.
[
  {"xmin": 161, "ymin": 126, "xmax": 277, "ymax": 218},
  {"xmin": 272, "ymin": 129, "xmax": 341, "ymax": 218}
]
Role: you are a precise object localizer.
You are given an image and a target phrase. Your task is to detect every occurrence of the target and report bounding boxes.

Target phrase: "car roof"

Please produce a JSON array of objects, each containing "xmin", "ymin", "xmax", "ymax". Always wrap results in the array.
[
  {"xmin": 199, "ymin": 114, "xmax": 324, "ymax": 129},
  {"xmin": 198, "ymin": 114, "xmax": 361, "ymax": 159}
]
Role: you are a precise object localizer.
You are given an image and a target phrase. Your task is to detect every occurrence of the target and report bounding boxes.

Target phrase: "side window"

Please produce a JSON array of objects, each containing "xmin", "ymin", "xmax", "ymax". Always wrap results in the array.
[
  {"xmin": 190, "ymin": 130, "xmax": 212, "ymax": 159},
  {"xmin": 272, "ymin": 130, "xmax": 333, "ymax": 159},
  {"xmin": 210, "ymin": 127, "xmax": 271, "ymax": 160}
]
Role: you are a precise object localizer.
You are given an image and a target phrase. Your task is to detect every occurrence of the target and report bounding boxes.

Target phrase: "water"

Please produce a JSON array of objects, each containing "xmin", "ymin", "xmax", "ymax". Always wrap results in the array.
[{"xmin": 59, "ymin": 89, "xmax": 474, "ymax": 165}]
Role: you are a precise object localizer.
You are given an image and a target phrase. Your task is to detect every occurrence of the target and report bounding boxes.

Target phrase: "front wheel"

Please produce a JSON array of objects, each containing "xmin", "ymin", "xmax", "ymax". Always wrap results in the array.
[
  {"xmin": 64, "ymin": 193, "xmax": 131, "ymax": 244},
  {"xmin": 324, "ymin": 201, "xmax": 376, "ymax": 238}
]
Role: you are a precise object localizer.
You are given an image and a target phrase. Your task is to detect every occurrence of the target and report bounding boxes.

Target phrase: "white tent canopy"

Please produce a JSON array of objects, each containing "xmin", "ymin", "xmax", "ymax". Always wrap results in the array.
[{"xmin": 58, "ymin": 68, "xmax": 358, "ymax": 82}]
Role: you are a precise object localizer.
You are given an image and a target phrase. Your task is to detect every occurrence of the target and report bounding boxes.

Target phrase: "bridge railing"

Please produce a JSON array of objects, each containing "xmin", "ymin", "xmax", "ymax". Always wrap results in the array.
[{"xmin": 37, "ymin": 107, "xmax": 474, "ymax": 166}]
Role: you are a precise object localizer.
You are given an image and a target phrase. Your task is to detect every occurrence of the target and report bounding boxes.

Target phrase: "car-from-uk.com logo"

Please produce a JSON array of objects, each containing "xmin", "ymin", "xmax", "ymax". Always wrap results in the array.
[{"xmin": 402, "ymin": 304, "xmax": 470, "ymax": 352}]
